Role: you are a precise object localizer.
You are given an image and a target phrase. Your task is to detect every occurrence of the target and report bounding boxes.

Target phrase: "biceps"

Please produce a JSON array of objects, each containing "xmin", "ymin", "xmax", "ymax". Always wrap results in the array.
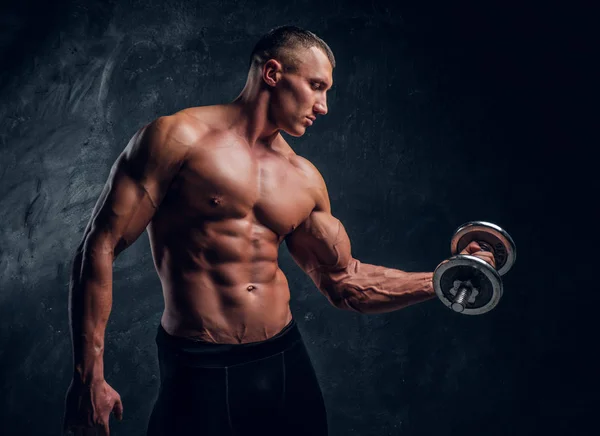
[{"xmin": 286, "ymin": 211, "xmax": 352, "ymax": 273}]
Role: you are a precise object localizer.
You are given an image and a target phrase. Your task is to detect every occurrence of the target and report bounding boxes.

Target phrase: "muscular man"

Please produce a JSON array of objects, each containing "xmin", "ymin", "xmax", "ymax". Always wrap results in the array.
[{"xmin": 63, "ymin": 26, "xmax": 494, "ymax": 436}]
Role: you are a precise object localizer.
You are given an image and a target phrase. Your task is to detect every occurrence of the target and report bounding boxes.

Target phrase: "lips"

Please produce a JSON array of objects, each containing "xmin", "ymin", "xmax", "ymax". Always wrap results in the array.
[{"xmin": 305, "ymin": 116, "xmax": 315, "ymax": 126}]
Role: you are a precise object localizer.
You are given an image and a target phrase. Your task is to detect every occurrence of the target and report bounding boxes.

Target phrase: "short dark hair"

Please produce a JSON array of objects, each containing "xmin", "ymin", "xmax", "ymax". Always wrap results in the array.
[{"xmin": 249, "ymin": 25, "xmax": 335, "ymax": 71}]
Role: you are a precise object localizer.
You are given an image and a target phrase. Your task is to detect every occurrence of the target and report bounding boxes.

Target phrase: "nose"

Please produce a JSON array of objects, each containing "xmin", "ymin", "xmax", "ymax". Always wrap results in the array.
[{"xmin": 314, "ymin": 97, "xmax": 328, "ymax": 116}]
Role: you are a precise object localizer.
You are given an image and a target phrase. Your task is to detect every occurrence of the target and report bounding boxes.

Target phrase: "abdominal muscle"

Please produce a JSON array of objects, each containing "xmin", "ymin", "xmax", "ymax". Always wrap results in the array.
[{"xmin": 148, "ymin": 215, "xmax": 294, "ymax": 344}]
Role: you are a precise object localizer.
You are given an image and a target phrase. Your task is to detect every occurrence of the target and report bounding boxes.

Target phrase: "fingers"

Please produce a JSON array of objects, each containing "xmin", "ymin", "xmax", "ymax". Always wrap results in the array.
[
  {"xmin": 89, "ymin": 395, "xmax": 122, "ymax": 436},
  {"xmin": 64, "ymin": 404, "xmax": 117, "ymax": 436},
  {"xmin": 465, "ymin": 241, "xmax": 482, "ymax": 253},
  {"xmin": 458, "ymin": 241, "xmax": 496, "ymax": 268},
  {"xmin": 100, "ymin": 421, "xmax": 110, "ymax": 436},
  {"xmin": 113, "ymin": 397, "xmax": 124, "ymax": 422},
  {"xmin": 473, "ymin": 251, "xmax": 496, "ymax": 268},
  {"xmin": 64, "ymin": 382, "xmax": 121, "ymax": 436}
]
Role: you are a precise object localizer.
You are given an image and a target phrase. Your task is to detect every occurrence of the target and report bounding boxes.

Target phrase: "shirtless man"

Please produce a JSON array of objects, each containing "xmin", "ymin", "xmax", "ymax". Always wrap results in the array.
[{"xmin": 63, "ymin": 26, "xmax": 494, "ymax": 436}]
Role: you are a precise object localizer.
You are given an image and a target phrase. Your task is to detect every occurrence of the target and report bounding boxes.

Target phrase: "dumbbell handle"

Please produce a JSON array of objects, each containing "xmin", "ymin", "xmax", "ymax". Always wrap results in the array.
[
  {"xmin": 451, "ymin": 286, "xmax": 471, "ymax": 313},
  {"xmin": 454, "ymin": 240, "xmax": 496, "ymax": 312}
]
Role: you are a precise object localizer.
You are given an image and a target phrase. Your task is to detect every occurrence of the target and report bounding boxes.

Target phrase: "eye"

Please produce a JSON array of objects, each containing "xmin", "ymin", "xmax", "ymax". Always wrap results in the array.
[{"xmin": 311, "ymin": 81, "xmax": 322, "ymax": 90}]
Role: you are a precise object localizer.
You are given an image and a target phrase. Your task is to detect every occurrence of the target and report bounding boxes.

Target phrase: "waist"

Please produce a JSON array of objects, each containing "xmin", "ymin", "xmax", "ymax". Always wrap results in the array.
[{"xmin": 156, "ymin": 318, "xmax": 301, "ymax": 367}]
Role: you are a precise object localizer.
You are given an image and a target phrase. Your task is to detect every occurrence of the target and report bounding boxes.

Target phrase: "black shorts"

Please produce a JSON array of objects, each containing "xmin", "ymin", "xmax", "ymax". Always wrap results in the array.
[{"xmin": 147, "ymin": 318, "xmax": 328, "ymax": 436}]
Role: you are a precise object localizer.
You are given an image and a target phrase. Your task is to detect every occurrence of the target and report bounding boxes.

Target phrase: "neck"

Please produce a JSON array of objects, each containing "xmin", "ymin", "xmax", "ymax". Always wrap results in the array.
[{"xmin": 230, "ymin": 73, "xmax": 280, "ymax": 148}]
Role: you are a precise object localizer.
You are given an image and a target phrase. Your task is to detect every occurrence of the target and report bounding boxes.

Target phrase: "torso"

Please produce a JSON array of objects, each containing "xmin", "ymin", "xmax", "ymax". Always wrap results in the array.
[{"xmin": 148, "ymin": 106, "xmax": 320, "ymax": 343}]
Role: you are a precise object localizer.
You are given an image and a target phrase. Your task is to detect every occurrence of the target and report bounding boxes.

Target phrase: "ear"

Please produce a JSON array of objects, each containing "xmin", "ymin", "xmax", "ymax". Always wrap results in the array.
[{"xmin": 262, "ymin": 59, "xmax": 283, "ymax": 87}]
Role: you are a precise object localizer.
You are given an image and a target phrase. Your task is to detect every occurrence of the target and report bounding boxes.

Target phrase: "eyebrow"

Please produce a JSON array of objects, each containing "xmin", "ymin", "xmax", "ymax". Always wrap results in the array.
[{"xmin": 312, "ymin": 78, "xmax": 333, "ymax": 90}]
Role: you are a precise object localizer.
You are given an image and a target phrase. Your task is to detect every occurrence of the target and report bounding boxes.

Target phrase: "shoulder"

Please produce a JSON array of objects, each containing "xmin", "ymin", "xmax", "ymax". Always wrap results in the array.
[
  {"xmin": 176, "ymin": 104, "xmax": 232, "ymax": 134},
  {"xmin": 288, "ymin": 154, "xmax": 321, "ymax": 181},
  {"xmin": 288, "ymin": 153, "xmax": 331, "ymax": 213},
  {"xmin": 148, "ymin": 109, "xmax": 210, "ymax": 146},
  {"xmin": 131, "ymin": 106, "xmax": 222, "ymax": 156},
  {"xmin": 121, "ymin": 112, "xmax": 202, "ymax": 172}
]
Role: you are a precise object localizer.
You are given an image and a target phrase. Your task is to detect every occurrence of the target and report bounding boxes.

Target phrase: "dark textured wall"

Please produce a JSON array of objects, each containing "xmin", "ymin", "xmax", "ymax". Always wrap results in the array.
[{"xmin": 0, "ymin": 1, "xmax": 592, "ymax": 435}]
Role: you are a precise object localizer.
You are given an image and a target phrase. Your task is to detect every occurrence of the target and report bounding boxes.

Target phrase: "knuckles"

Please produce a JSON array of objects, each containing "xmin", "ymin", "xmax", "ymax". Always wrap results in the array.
[{"xmin": 459, "ymin": 244, "xmax": 496, "ymax": 268}]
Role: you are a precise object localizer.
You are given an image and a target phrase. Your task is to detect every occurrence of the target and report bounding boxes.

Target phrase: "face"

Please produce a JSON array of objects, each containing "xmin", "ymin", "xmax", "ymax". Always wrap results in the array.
[{"xmin": 265, "ymin": 46, "xmax": 334, "ymax": 137}]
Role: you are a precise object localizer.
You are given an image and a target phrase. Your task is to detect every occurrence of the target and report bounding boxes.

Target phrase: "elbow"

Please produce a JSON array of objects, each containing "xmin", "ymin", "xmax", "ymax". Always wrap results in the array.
[
  {"xmin": 318, "ymin": 258, "xmax": 366, "ymax": 313},
  {"xmin": 72, "ymin": 233, "xmax": 116, "ymax": 283},
  {"xmin": 322, "ymin": 283, "xmax": 366, "ymax": 314},
  {"xmin": 337, "ymin": 297, "xmax": 366, "ymax": 314},
  {"xmin": 82, "ymin": 232, "xmax": 118, "ymax": 261}
]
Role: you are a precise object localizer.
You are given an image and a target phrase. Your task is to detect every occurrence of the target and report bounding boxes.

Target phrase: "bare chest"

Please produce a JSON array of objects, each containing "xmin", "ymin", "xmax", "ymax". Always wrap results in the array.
[{"xmin": 169, "ymin": 143, "xmax": 316, "ymax": 237}]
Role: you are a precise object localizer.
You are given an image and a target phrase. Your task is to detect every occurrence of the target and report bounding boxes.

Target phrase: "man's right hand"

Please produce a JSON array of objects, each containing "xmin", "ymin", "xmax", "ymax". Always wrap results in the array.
[{"xmin": 63, "ymin": 378, "xmax": 123, "ymax": 436}]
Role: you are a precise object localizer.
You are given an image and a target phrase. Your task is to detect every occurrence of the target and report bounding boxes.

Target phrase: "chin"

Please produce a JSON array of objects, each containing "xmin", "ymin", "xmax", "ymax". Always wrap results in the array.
[{"xmin": 282, "ymin": 125, "xmax": 306, "ymax": 137}]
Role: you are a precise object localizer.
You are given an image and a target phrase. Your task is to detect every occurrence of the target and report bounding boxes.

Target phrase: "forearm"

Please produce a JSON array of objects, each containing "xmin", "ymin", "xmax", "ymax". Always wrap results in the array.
[
  {"xmin": 312, "ymin": 258, "xmax": 435, "ymax": 314},
  {"xmin": 68, "ymin": 241, "xmax": 114, "ymax": 383}
]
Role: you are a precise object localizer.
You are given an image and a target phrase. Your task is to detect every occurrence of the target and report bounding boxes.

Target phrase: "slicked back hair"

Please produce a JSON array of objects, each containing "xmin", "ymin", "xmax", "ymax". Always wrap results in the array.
[{"xmin": 249, "ymin": 25, "xmax": 335, "ymax": 73}]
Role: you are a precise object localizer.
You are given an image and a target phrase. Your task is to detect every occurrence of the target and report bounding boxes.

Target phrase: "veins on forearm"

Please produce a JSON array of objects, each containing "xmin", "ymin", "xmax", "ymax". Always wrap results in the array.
[
  {"xmin": 68, "ymin": 245, "xmax": 113, "ymax": 380},
  {"xmin": 314, "ymin": 259, "xmax": 435, "ymax": 314}
]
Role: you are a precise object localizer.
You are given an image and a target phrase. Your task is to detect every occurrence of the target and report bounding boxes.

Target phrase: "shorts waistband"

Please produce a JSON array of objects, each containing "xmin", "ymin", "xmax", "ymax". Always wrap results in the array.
[{"xmin": 155, "ymin": 318, "xmax": 301, "ymax": 368}]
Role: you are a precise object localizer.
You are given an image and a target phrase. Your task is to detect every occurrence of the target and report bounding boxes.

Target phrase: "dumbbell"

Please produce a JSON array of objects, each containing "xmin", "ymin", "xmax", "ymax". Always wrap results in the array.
[{"xmin": 433, "ymin": 221, "xmax": 516, "ymax": 315}]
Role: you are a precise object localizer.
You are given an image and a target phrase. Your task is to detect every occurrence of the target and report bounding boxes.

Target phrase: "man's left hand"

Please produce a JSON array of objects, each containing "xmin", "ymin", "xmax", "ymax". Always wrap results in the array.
[{"xmin": 459, "ymin": 241, "xmax": 496, "ymax": 269}]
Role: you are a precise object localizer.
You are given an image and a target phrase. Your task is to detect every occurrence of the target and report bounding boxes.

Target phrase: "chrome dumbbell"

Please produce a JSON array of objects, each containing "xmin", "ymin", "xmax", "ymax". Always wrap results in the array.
[{"xmin": 433, "ymin": 221, "xmax": 517, "ymax": 315}]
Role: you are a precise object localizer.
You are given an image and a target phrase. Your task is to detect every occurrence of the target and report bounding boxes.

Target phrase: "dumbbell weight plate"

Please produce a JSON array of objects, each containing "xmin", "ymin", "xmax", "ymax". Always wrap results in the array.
[
  {"xmin": 433, "ymin": 254, "xmax": 503, "ymax": 315},
  {"xmin": 451, "ymin": 221, "xmax": 517, "ymax": 276}
]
